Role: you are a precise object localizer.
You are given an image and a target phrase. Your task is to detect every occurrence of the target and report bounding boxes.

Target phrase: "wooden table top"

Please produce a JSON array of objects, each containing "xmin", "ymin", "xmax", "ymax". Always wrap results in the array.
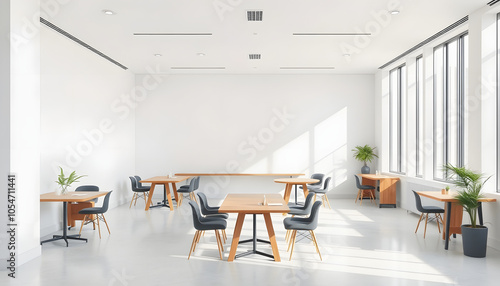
[
  {"xmin": 140, "ymin": 176, "xmax": 190, "ymax": 183},
  {"xmin": 40, "ymin": 191, "xmax": 109, "ymax": 202},
  {"xmin": 417, "ymin": 191, "xmax": 497, "ymax": 203},
  {"xmin": 358, "ymin": 174, "xmax": 400, "ymax": 180},
  {"xmin": 175, "ymin": 173, "xmax": 304, "ymax": 177},
  {"xmin": 274, "ymin": 178, "xmax": 319, "ymax": 184},
  {"xmin": 219, "ymin": 194, "xmax": 290, "ymax": 214}
]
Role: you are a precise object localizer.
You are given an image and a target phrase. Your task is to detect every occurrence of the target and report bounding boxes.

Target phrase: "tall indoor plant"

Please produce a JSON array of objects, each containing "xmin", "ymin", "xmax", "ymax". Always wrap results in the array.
[
  {"xmin": 55, "ymin": 167, "xmax": 86, "ymax": 195},
  {"xmin": 444, "ymin": 164, "xmax": 490, "ymax": 257},
  {"xmin": 352, "ymin": 145, "xmax": 378, "ymax": 174}
]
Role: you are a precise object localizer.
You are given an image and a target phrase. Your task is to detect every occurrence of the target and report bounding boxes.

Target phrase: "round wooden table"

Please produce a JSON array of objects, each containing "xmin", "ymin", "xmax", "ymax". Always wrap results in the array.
[{"xmin": 274, "ymin": 178, "xmax": 319, "ymax": 204}]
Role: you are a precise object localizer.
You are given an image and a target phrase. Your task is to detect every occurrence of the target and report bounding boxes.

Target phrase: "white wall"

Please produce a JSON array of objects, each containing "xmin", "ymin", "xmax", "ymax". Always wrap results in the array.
[
  {"xmin": 40, "ymin": 26, "xmax": 136, "ymax": 237},
  {"xmin": 135, "ymin": 74, "xmax": 375, "ymax": 199}
]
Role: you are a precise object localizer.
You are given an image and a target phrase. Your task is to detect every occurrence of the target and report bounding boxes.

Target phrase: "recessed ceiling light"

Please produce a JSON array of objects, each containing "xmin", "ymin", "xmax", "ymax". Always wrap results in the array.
[
  {"xmin": 102, "ymin": 10, "xmax": 116, "ymax": 15},
  {"xmin": 390, "ymin": 10, "xmax": 400, "ymax": 15},
  {"xmin": 197, "ymin": 53, "xmax": 206, "ymax": 57},
  {"xmin": 154, "ymin": 54, "xmax": 162, "ymax": 57}
]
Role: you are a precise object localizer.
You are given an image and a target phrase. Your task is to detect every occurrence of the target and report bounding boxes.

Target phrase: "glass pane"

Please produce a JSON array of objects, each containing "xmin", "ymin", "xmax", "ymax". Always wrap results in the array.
[
  {"xmin": 416, "ymin": 57, "xmax": 424, "ymax": 177},
  {"xmin": 448, "ymin": 40, "xmax": 458, "ymax": 167},
  {"xmin": 400, "ymin": 66, "xmax": 407, "ymax": 173},
  {"xmin": 389, "ymin": 69, "xmax": 399, "ymax": 172},
  {"xmin": 434, "ymin": 46, "xmax": 445, "ymax": 179}
]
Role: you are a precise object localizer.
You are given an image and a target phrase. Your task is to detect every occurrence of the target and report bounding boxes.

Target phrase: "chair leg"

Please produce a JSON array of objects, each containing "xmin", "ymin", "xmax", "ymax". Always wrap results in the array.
[
  {"xmin": 192, "ymin": 231, "xmax": 201, "ymax": 252},
  {"xmin": 188, "ymin": 230, "xmax": 199, "ymax": 259},
  {"xmin": 423, "ymin": 213, "xmax": 429, "ymax": 239},
  {"xmin": 435, "ymin": 213, "xmax": 441, "ymax": 233},
  {"xmin": 314, "ymin": 194, "xmax": 317, "ymax": 202},
  {"xmin": 415, "ymin": 213, "xmax": 424, "ymax": 234},
  {"xmin": 215, "ymin": 230, "xmax": 224, "ymax": 260},
  {"xmin": 192, "ymin": 193, "xmax": 198, "ymax": 204},
  {"xmin": 178, "ymin": 195, "xmax": 183, "ymax": 207},
  {"xmin": 289, "ymin": 230, "xmax": 297, "ymax": 260},
  {"xmin": 285, "ymin": 229, "xmax": 290, "ymax": 242},
  {"xmin": 287, "ymin": 230, "xmax": 296, "ymax": 252},
  {"xmin": 129, "ymin": 193, "xmax": 136, "ymax": 208},
  {"xmin": 221, "ymin": 229, "xmax": 226, "ymax": 244},
  {"xmin": 310, "ymin": 230, "xmax": 322, "ymax": 261},
  {"xmin": 79, "ymin": 215, "xmax": 87, "ymax": 236},
  {"xmin": 359, "ymin": 190, "xmax": 363, "ymax": 205},
  {"xmin": 102, "ymin": 214, "xmax": 111, "ymax": 235},
  {"xmin": 324, "ymin": 195, "xmax": 332, "ymax": 209},
  {"xmin": 96, "ymin": 214, "xmax": 102, "ymax": 239}
]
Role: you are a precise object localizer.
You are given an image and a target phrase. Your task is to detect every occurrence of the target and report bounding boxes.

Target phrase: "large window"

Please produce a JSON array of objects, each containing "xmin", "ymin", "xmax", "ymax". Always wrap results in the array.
[
  {"xmin": 416, "ymin": 56, "xmax": 424, "ymax": 177},
  {"xmin": 433, "ymin": 33, "xmax": 468, "ymax": 180},
  {"xmin": 389, "ymin": 65, "xmax": 406, "ymax": 174}
]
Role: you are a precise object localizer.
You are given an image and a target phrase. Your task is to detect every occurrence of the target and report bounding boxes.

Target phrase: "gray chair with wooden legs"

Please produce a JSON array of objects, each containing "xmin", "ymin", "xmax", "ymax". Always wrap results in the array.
[
  {"xmin": 354, "ymin": 175, "xmax": 376, "ymax": 205},
  {"xmin": 188, "ymin": 201, "xmax": 227, "ymax": 260},
  {"xmin": 310, "ymin": 177, "xmax": 332, "ymax": 209},
  {"xmin": 283, "ymin": 201, "xmax": 323, "ymax": 261},
  {"xmin": 285, "ymin": 193, "xmax": 315, "ymax": 242},
  {"xmin": 197, "ymin": 192, "xmax": 229, "ymax": 242},
  {"xmin": 412, "ymin": 191, "xmax": 445, "ymax": 238},
  {"xmin": 78, "ymin": 191, "xmax": 112, "ymax": 239},
  {"xmin": 129, "ymin": 176, "xmax": 152, "ymax": 208},
  {"xmin": 75, "ymin": 185, "xmax": 99, "ymax": 203},
  {"xmin": 299, "ymin": 173, "xmax": 325, "ymax": 192},
  {"xmin": 177, "ymin": 176, "xmax": 199, "ymax": 206}
]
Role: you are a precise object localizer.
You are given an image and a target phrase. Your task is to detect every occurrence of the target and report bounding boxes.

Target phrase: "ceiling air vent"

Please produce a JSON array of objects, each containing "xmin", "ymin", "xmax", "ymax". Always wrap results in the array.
[
  {"xmin": 247, "ymin": 11, "xmax": 263, "ymax": 21},
  {"xmin": 488, "ymin": 0, "xmax": 500, "ymax": 6},
  {"xmin": 249, "ymin": 54, "xmax": 261, "ymax": 60}
]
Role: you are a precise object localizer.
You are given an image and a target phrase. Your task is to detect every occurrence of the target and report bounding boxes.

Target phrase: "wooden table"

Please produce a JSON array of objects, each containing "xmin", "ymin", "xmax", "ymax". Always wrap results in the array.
[
  {"xmin": 274, "ymin": 178, "xmax": 319, "ymax": 204},
  {"xmin": 175, "ymin": 173, "xmax": 304, "ymax": 177},
  {"xmin": 140, "ymin": 176, "xmax": 190, "ymax": 211},
  {"xmin": 219, "ymin": 194, "xmax": 289, "ymax": 262},
  {"xmin": 417, "ymin": 191, "xmax": 496, "ymax": 250},
  {"xmin": 359, "ymin": 174, "xmax": 400, "ymax": 208},
  {"xmin": 40, "ymin": 191, "xmax": 109, "ymax": 246}
]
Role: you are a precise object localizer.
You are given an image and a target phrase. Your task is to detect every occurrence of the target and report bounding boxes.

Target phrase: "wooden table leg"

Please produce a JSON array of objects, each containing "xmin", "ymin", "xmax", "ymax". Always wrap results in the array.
[
  {"xmin": 171, "ymin": 183, "xmax": 179, "ymax": 202},
  {"xmin": 283, "ymin": 184, "xmax": 293, "ymax": 204},
  {"xmin": 301, "ymin": 184, "xmax": 309, "ymax": 198},
  {"xmin": 145, "ymin": 183, "xmax": 156, "ymax": 211},
  {"xmin": 228, "ymin": 213, "xmax": 245, "ymax": 262},
  {"xmin": 263, "ymin": 213, "xmax": 281, "ymax": 262},
  {"xmin": 165, "ymin": 183, "xmax": 174, "ymax": 211}
]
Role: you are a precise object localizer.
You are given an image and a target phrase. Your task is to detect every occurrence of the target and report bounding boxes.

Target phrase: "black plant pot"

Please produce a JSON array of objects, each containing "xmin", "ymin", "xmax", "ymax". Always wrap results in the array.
[
  {"xmin": 461, "ymin": 225, "xmax": 488, "ymax": 258},
  {"xmin": 361, "ymin": 165, "xmax": 370, "ymax": 174}
]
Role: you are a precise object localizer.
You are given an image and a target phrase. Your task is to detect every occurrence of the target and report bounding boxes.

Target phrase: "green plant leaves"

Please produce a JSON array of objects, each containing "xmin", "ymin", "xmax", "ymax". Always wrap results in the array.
[
  {"xmin": 352, "ymin": 145, "xmax": 378, "ymax": 164},
  {"xmin": 55, "ymin": 166, "xmax": 86, "ymax": 189}
]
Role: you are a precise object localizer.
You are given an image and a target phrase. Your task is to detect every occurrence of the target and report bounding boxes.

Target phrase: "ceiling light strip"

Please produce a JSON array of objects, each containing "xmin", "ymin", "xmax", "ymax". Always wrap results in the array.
[
  {"xmin": 280, "ymin": 67, "xmax": 335, "ymax": 70},
  {"xmin": 40, "ymin": 17, "xmax": 128, "ymax": 70},
  {"xmin": 170, "ymin": 67, "xmax": 226, "ymax": 69},
  {"xmin": 293, "ymin": 33, "xmax": 371, "ymax": 36},
  {"xmin": 133, "ymin": 33, "xmax": 212, "ymax": 36},
  {"xmin": 487, "ymin": 0, "xmax": 500, "ymax": 6},
  {"xmin": 379, "ymin": 15, "xmax": 468, "ymax": 69}
]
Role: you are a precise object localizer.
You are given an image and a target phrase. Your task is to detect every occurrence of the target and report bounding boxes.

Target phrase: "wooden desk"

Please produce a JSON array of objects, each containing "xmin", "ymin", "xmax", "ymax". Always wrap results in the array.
[
  {"xmin": 274, "ymin": 178, "xmax": 319, "ymax": 204},
  {"xmin": 417, "ymin": 191, "xmax": 496, "ymax": 250},
  {"xmin": 219, "ymin": 194, "xmax": 289, "ymax": 262},
  {"xmin": 140, "ymin": 176, "xmax": 190, "ymax": 211},
  {"xmin": 359, "ymin": 174, "xmax": 400, "ymax": 208},
  {"xmin": 40, "ymin": 191, "xmax": 108, "ymax": 246}
]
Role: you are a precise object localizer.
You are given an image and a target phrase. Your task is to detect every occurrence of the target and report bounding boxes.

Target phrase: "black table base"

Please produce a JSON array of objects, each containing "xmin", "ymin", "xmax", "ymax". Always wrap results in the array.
[
  {"xmin": 235, "ymin": 214, "xmax": 274, "ymax": 260},
  {"xmin": 41, "ymin": 202, "xmax": 87, "ymax": 247}
]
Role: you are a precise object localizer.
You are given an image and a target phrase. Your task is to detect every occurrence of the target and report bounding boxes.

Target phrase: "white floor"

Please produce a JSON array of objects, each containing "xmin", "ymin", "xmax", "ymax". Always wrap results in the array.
[{"xmin": 3, "ymin": 197, "xmax": 500, "ymax": 286}]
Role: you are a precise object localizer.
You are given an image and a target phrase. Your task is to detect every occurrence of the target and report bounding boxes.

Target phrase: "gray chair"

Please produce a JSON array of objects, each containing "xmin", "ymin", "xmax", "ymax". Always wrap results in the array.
[
  {"xmin": 300, "ymin": 173, "xmax": 325, "ymax": 192},
  {"xmin": 310, "ymin": 177, "xmax": 332, "ymax": 208},
  {"xmin": 354, "ymin": 175, "xmax": 376, "ymax": 205},
  {"xmin": 75, "ymin": 185, "xmax": 99, "ymax": 203},
  {"xmin": 177, "ymin": 176, "xmax": 199, "ymax": 206},
  {"xmin": 188, "ymin": 201, "xmax": 227, "ymax": 260},
  {"xmin": 283, "ymin": 201, "xmax": 323, "ymax": 261},
  {"xmin": 413, "ymin": 191, "xmax": 445, "ymax": 238},
  {"xmin": 134, "ymin": 176, "xmax": 150, "ymax": 191},
  {"xmin": 285, "ymin": 193, "xmax": 315, "ymax": 242},
  {"xmin": 129, "ymin": 176, "xmax": 152, "ymax": 208},
  {"xmin": 78, "ymin": 191, "xmax": 112, "ymax": 239},
  {"xmin": 197, "ymin": 192, "xmax": 228, "ymax": 242}
]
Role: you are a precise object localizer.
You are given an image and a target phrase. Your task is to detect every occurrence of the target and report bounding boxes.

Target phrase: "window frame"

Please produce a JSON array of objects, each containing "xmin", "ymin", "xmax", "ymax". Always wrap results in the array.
[{"xmin": 389, "ymin": 64, "xmax": 406, "ymax": 174}]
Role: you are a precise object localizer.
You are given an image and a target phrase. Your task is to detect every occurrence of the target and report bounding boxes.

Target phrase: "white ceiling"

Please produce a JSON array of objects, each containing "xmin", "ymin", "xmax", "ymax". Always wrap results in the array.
[{"xmin": 46, "ymin": 0, "xmax": 487, "ymax": 74}]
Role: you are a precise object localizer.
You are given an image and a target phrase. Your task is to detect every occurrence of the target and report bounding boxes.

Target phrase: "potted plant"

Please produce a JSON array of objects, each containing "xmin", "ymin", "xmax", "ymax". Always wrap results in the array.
[
  {"xmin": 352, "ymin": 145, "xmax": 378, "ymax": 174},
  {"xmin": 55, "ymin": 167, "xmax": 86, "ymax": 195},
  {"xmin": 444, "ymin": 164, "xmax": 491, "ymax": 258}
]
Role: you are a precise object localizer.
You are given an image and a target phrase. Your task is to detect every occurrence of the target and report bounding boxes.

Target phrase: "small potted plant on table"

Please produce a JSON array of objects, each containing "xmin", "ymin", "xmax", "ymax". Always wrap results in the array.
[
  {"xmin": 352, "ymin": 145, "xmax": 378, "ymax": 174},
  {"xmin": 55, "ymin": 167, "xmax": 86, "ymax": 195}
]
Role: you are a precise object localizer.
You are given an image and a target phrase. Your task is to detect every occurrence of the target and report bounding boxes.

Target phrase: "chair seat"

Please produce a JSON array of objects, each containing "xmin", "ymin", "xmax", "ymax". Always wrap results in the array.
[
  {"xmin": 78, "ymin": 207, "xmax": 104, "ymax": 215},
  {"xmin": 358, "ymin": 185, "xmax": 375, "ymax": 190},
  {"xmin": 205, "ymin": 213, "xmax": 229, "ymax": 219},
  {"xmin": 176, "ymin": 189, "xmax": 193, "ymax": 193},
  {"xmin": 284, "ymin": 217, "xmax": 315, "ymax": 231},
  {"xmin": 134, "ymin": 188, "xmax": 149, "ymax": 192},
  {"xmin": 421, "ymin": 206, "xmax": 445, "ymax": 213},
  {"xmin": 196, "ymin": 219, "xmax": 227, "ymax": 231},
  {"xmin": 288, "ymin": 207, "xmax": 310, "ymax": 216}
]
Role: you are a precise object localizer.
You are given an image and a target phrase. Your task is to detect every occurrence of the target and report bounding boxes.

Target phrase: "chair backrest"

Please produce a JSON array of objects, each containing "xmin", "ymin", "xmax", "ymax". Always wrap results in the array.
[
  {"xmin": 197, "ymin": 192, "xmax": 211, "ymax": 215},
  {"xmin": 134, "ymin": 176, "xmax": 143, "ymax": 188},
  {"xmin": 129, "ymin": 176, "xmax": 139, "ymax": 192},
  {"xmin": 188, "ymin": 201, "xmax": 204, "ymax": 230},
  {"xmin": 100, "ymin": 191, "xmax": 113, "ymax": 213},
  {"xmin": 304, "ymin": 201, "xmax": 323, "ymax": 229},
  {"xmin": 322, "ymin": 177, "xmax": 331, "ymax": 191},
  {"xmin": 75, "ymin": 185, "xmax": 99, "ymax": 192},
  {"xmin": 310, "ymin": 173, "xmax": 324, "ymax": 186},
  {"xmin": 412, "ymin": 191, "xmax": 425, "ymax": 212},
  {"xmin": 194, "ymin": 176, "xmax": 200, "ymax": 190},
  {"xmin": 354, "ymin": 175, "xmax": 362, "ymax": 188},
  {"xmin": 187, "ymin": 177, "xmax": 198, "ymax": 192}
]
